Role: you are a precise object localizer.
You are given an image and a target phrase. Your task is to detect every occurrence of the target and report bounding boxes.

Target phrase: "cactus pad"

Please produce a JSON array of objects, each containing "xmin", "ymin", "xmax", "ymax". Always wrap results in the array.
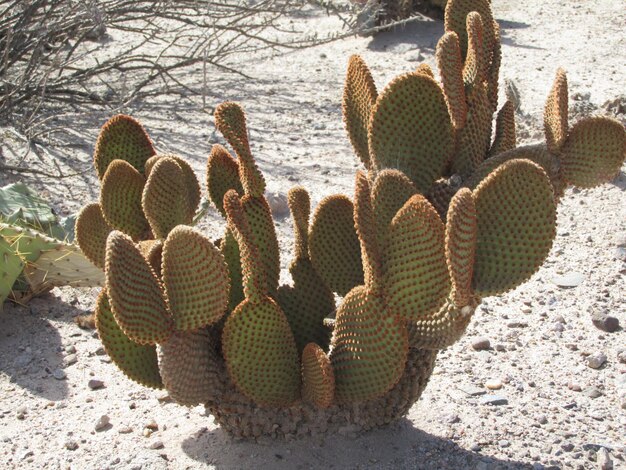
[
  {"xmin": 105, "ymin": 231, "xmax": 173, "ymax": 344},
  {"xmin": 489, "ymin": 99, "xmax": 516, "ymax": 158},
  {"xmin": 331, "ymin": 286, "xmax": 408, "ymax": 403},
  {"xmin": 371, "ymin": 170, "xmax": 417, "ymax": 244},
  {"xmin": 162, "ymin": 226, "xmax": 229, "ymax": 331},
  {"xmin": 95, "ymin": 291, "xmax": 163, "ymax": 389},
  {"xmin": 354, "ymin": 171, "xmax": 383, "ymax": 291},
  {"xmin": 472, "ymin": 159, "xmax": 557, "ymax": 296},
  {"xmin": 100, "ymin": 160, "xmax": 149, "ymax": 240},
  {"xmin": 368, "ymin": 73, "xmax": 454, "ymax": 193},
  {"xmin": 409, "ymin": 297, "xmax": 475, "ymax": 350},
  {"xmin": 445, "ymin": 188, "xmax": 477, "ymax": 307},
  {"xmin": 343, "ymin": 55, "xmax": 378, "ymax": 169},
  {"xmin": 301, "ymin": 343, "xmax": 335, "ymax": 408},
  {"xmin": 206, "ymin": 144, "xmax": 244, "ymax": 217},
  {"xmin": 544, "ymin": 68, "xmax": 569, "ymax": 154},
  {"xmin": 159, "ymin": 329, "xmax": 223, "ymax": 406},
  {"xmin": 559, "ymin": 117, "xmax": 626, "ymax": 188},
  {"xmin": 94, "ymin": 115, "xmax": 155, "ymax": 179},
  {"xmin": 436, "ymin": 32, "xmax": 467, "ymax": 130},
  {"xmin": 309, "ymin": 195, "xmax": 363, "ymax": 296},
  {"xmin": 385, "ymin": 195, "xmax": 450, "ymax": 321},
  {"xmin": 75, "ymin": 203, "xmax": 112, "ymax": 269},
  {"xmin": 0, "ymin": 236, "xmax": 24, "ymax": 306},
  {"xmin": 444, "ymin": 0, "xmax": 495, "ymax": 61}
]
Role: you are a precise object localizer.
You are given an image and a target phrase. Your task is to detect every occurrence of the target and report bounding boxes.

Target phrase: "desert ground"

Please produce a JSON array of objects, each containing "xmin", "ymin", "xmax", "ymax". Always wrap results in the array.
[{"xmin": 0, "ymin": 0, "xmax": 624, "ymax": 469}]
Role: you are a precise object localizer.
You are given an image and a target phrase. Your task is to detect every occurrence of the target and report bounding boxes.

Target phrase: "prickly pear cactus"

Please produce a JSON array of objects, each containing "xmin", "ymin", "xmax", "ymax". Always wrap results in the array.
[{"xmin": 78, "ymin": 0, "xmax": 625, "ymax": 440}]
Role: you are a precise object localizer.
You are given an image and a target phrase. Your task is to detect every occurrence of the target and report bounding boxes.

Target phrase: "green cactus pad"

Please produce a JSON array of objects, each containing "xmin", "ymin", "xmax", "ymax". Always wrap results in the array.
[
  {"xmin": 220, "ymin": 228, "xmax": 245, "ymax": 312},
  {"xmin": 544, "ymin": 68, "xmax": 569, "ymax": 155},
  {"xmin": 159, "ymin": 329, "xmax": 223, "ymax": 406},
  {"xmin": 100, "ymin": 159, "xmax": 149, "ymax": 240},
  {"xmin": 444, "ymin": 0, "xmax": 496, "ymax": 62},
  {"xmin": 331, "ymin": 286, "xmax": 408, "ymax": 403},
  {"xmin": 214, "ymin": 102, "xmax": 265, "ymax": 197},
  {"xmin": 206, "ymin": 144, "xmax": 244, "ymax": 217},
  {"xmin": 162, "ymin": 225, "xmax": 230, "ymax": 331},
  {"xmin": 137, "ymin": 239, "xmax": 163, "ymax": 276},
  {"xmin": 472, "ymin": 159, "xmax": 557, "ymax": 296},
  {"xmin": 167, "ymin": 154, "xmax": 201, "ymax": 221},
  {"xmin": 409, "ymin": 297, "xmax": 476, "ymax": 350},
  {"xmin": 451, "ymin": 82, "xmax": 492, "ymax": 177},
  {"xmin": 368, "ymin": 73, "xmax": 454, "ymax": 193},
  {"xmin": 94, "ymin": 115, "xmax": 155, "ymax": 179},
  {"xmin": 301, "ymin": 343, "xmax": 335, "ymax": 408},
  {"xmin": 445, "ymin": 188, "xmax": 477, "ymax": 307},
  {"xmin": 287, "ymin": 187, "xmax": 311, "ymax": 259},
  {"xmin": 0, "ymin": 223, "xmax": 59, "ymax": 263},
  {"xmin": 354, "ymin": 171, "xmax": 383, "ymax": 292},
  {"xmin": 95, "ymin": 290, "xmax": 163, "ymax": 389},
  {"xmin": 105, "ymin": 231, "xmax": 174, "ymax": 345},
  {"xmin": 343, "ymin": 55, "xmax": 378, "ymax": 170},
  {"xmin": 489, "ymin": 99, "xmax": 516, "ymax": 158},
  {"xmin": 221, "ymin": 297, "xmax": 300, "ymax": 407},
  {"xmin": 436, "ymin": 32, "xmax": 467, "ymax": 130},
  {"xmin": 486, "ymin": 25, "xmax": 501, "ymax": 113},
  {"xmin": 559, "ymin": 116, "xmax": 626, "ymax": 188},
  {"xmin": 371, "ymin": 169, "xmax": 417, "ymax": 247},
  {"xmin": 415, "ymin": 63, "xmax": 435, "ymax": 78},
  {"xmin": 385, "ymin": 194, "xmax": 450, "ymax": 321},
  {"xmin": 75, "ymin": 203, "xmax": 112, "ymax": 269},
  {"xmin": 426, "ymin": 178, "xmax": 458, "ymax": 220},
  {"xmin": 309, "ymin": 195, "xmax": 364, "ymax": 296},
  {"xmin": 142, "ymin": 157, "xmax": 191, "ymax": 239},
  {"xmin": 0, "ymin": 236, "xmax": 24, "ymax": 306},
  {"xmin": 462, "ymin": 12, "xmax": 486, "ymax": 87}
]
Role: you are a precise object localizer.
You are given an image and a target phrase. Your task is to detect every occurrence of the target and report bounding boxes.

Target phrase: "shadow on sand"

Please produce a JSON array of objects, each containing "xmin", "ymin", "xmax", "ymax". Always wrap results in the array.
[{"xmin": 181, "ymin": 418, "xmax": 531, "ymax": 469}]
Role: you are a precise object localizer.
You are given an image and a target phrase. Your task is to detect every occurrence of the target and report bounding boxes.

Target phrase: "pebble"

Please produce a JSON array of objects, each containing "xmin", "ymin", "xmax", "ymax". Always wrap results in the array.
[
  {"xmin": 587, "ymin": 352, "xmax": 607, "ymax": 369},
  {"xmin": 485, "ymin": 379, "xmax": 503, "ymax": 390},
  {"xmin": 148, "ymin": 440, "xmax": 164, "ymax": 450},
  {"xmin": 537, "ymin": 415, "xmax": 548, "ymax": 425},
  {"xmin": 145, "ymin": 419, "xmax": 159, "ymax": 431},
  {"xmin": 65, "ymin": 440, "xmax": 79, "ymax": 451},
  {"xmin": 88, "ymin": 379, "xmax": 105, "ymax": 390},
  {"xmin": 470, "ymin": 442, "xmax": 481, "ymax": 452},
  {"xmin": 65, "ymin": 345, "xmax": 77, "ymax": 354},
  {"xmin": 568, "ymin": 382, "xmax": 582, "ymax": 392},
  {"xmin": 479, "ymin": 395, "xmax": 508, "ymax": 406},
  {"xmin": 265, "ymin": 192, "xmax": 289, "ymax": 218},
  {"xmin": 459, "ymin": 385, "xmax": 486, "ymax": 396},
  {"xmin": 591, "ymin": 313, "xmax": 620, "ymax": 333},
  {"xmin": 65, "ymin": 354, "xmax": 77, "ymax": 365},
  {"xmin": 118, "ymin": 426, "xmax": 133, "ymax": 434},
  {"xmin": 552, "ymin": 272, "xmax": 584, "ymax": 287},
  {"xmin": 507, "ymin": 321, "xmax": 528, "ymax": 328},
  {"xmin": 499, "ymin": 440, "xmax": 511, "ymax": 448},
  {"xmin": 95, "ymin": 414, "xmax": 110, "ymax": 431},
  {"xmin": 617, "ymin": 349, "xmax": 626, "ymax": 364},
  {"xmin": 94, "ymin": 346, "xmax": 106, "ymax": 356},
  {"xmin": 596, "ymin": 448, "xmax": 613, "ymax": 470},
  {"xmin": 16, "ymin": 406, "xmax": 27, "ymax": 420},
  {"xmin": 582, "ymin": 387, "xmax": 602, "ymax": 399},
  {"xmin": 471, "ymin": 337, "xmax": 491, "ymax": 351},
  {"xmin": 52, "ymin": 369, "xmax": 66, "ymax": 380}
]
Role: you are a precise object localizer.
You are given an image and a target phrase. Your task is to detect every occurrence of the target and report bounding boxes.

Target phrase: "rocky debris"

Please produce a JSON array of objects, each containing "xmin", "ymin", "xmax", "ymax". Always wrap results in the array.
[
  {"xmin": 95, "ymin": 414, "xmax": 110, "ymax": 431},
  {"xmin": 88, "ymin": 379, "xmax": 105, "ymax": 390},
  {"xmin": 591, "ymin": 312, "xmax": 620, "ymax": 333},
  {"xmin": 596, "ymin": 448, "xmax": 613, "ymax": 470},
  {"xmin": 148, "ymin": 440, "xmax": 164, "ymax": 450},
  {"xmin": 479, "ymin": 395, "xmax": 508, "ymax": 406},
  {"xmin": 65, "ymin": 354, "xmax": 78, "ymax": 365},
  {"xmin": 266, "ymin": 192, "xmax": 289, "ymax": 218},
  {"xmin": 459, "ymin": 385, "xmax": 486, "ymax": 397},
  {"xmin": 587, "ymin": 352, "xmax": 607, "ymax": 369},
  {"xmin": 65, "ymin": 440, "xmax": 79, "ymax": 451},
  {"xmin": 582, "ymin": 387, "xmax": 602, "ymax": 399},
  {"xmin": 52, "ymin": 369, "xmax": 66, "ymax": 380},
  {"xmin": 551, "ymin": 272, "xmax": 585, "ymax": 288},
  {"xmin": 471, "ymin": 337, "xmax": 491, "ymax": 351},
  {"xmin": 485, "ymin": 379, "xmax": 503, "ymax": 390}
]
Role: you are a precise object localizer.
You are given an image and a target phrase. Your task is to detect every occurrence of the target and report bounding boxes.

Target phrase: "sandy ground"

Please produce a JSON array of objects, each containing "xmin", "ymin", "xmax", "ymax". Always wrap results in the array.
[{"xmin": 1, "ymin": 1, "xmax": 625, "ymax": 469}]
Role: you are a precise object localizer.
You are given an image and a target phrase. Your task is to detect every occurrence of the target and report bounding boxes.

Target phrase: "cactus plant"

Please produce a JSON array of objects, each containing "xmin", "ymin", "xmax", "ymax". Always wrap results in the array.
[{"xmin": 76, "ymin": 0, "xmax": 625, "ymax": 439}]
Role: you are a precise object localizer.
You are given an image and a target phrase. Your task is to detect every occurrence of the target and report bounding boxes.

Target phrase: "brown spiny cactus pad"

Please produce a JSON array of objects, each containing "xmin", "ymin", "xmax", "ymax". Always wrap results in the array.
[
  {"xmin": 142, "ymin": 157, "xmax": 191, "ymax": 239},
  {"xmin": 544, "ymin": 68, "xmax": 569, "ymax": 154},
  {"xmin": 559, "ymin": 117, "xmax": 626, "ymax": 188},
  {"xmin": 427, "ymin": 177, "xmax": 459, "ymax": 220},
  {"xmin": 166, "ymin": 154, "xmax": 201, "ymax": 221},
  {"xmin": 95, "ymin": 291, "xmax": 163, "ymax": 389},
  {"xmin": 415, "ymin": 63, "xmax": 435, "ymax": 78},
  {"xmin": 462, "ymin": 12, "xmax": 486, "ymax": 87},
  {"xmin": 309, "ymin": 195, "xmax": 364, "ymax": 296},
  {"xmin": 105, "ymin": 231, "xmax": 174, "ymax": 344},
  {"xmin": 214, "ymin": 102, "xmax": 265, "ymax": 197},
  {"xmin": 331, "ymin": 286, "xmax": 408, "ymax": 403},
  {"xmin": 445, "ymin": 188, "xmax": 477, "ymax": 307},
  {"xmin": 100, "ymin": 159, "xmax": 149, "ymax": 240},
  {"xmin": 444, "ymin": 0, "xmax": 496, "ymax": 61},
  {"xmin": 354, "ymin": 171, "xmax": 384, "ymax": 291},
  {"xmin": 368, "ymin": 73, "xmax": 454, "ymax": 193},
  {"xmin": 158, "ymin": 329, "xmax": 223, "ymax": 406},
  {"xmin": 489, "ymin": 99, "xmax": 516, "ymax": 158},
  {"xmin": 371, "ymin": 169, "xmax": 417, "ymax": 246},
  {"xmin": 436, "ymin": 31, "xmax": 467, "ymax": 130},
  {"xmin": 472, "ymin": 159, "xmax": 556, "ymax": 296},
  {"xmin": 93, "ymin": 114, "xmax": 155, "ymax": 179},
  {"xmin": 220, "ymin": 228, "xmax": 245, "ymax": 312},
  {"xmin": 343, "ymin": 55, "xmax": 378, "ymax": 170},
  {"xmin": 385, "ymin": 195, "xmax": 450, "ymax": 321},
  {"xmin": 409, "ymin": 297, "xmax": 476, "ymax": 350},
  {"xmin": 286, "ymin": 186, "xmax": 311, "ymax": 259},
  {"xmin": 301, "ymin": 343, "xmax": 335, "ymax": 408},
  {"xmin": 162, "ymin": 226, "xmax": 230, "ymax": 331},
  {"xmin": 207, "ymin": 144, "xmax": 244, "ymax": 217},
  {"xmin": 75, "ymin": 203, "xmax": 112, "ymax": 270}
]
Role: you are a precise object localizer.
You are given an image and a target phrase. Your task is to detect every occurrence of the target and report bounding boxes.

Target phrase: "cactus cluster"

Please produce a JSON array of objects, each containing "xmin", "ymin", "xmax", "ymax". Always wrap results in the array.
[{"xmin": 76, "ymin": 0, "xmax": 625, "ymax": 439}]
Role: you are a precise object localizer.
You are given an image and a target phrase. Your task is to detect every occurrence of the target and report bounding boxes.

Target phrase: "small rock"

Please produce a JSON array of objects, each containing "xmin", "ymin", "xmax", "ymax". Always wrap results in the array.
[
  {"xmin": 582, "ymin": 387, "xmax": 602, "ymax": 399},
  {"xmin": 471, "ymin": 337, "xmax": 491, "ymax": 351},
  {"xmin": 118, "ymin": 426, "xmax": 133, "ymax": 434},
  {"xmin": 65, "ymin": 440, "xmax": 79, "ymax": 451},
  {"xmin": 52, "ymin": 369, "xmax": 66, "ymax": 380},
  {"xmin": 552, "ymin": 272, "xmax": 584, "ymax": 288},
  {"xmin": 617, "ymin": 349, "xmax": 626, "ymax": 364},
  {"xmin": 459, "ymin": 385, "xmax": 486, "ymax": 397},
  {"xmin": 568, "ymin": 382, "xmax": 582, "ymax": 392},
  {"xmin": 561, "ymin": 443, "xmax": 575, "ymax": 452},
  {"xmin": 537, "ymin": 415, "xmax": 548, "ymax": 425},
  {"xmin": 94, "ymin": 346, "xmax": 106, "ymax": 356},
  {"xmin": 507, "ymin": 321, "xmax": 528, "ymax": 328},
  {"xmin": 591, "ymin": 313, "xmax": 620, "ymax": 333},
  {"xmin": 95, "ymin": 414, "xmax": 110, "ymax": 431},
  {"xmin": 494, "ymin": 344, "xmax": 506, "ymax": 352},
  {"xmin": 266, "ymin": 192, "xmax": 289, "ymax": 218},
  {"xmin": 145, "ymin": 419, "xmax": 159, "ymax": 431},
  {"xmin": 16, "ymin": 406, "xmax": 27, "ymax": 420},
  {"xmin": 156, "ymin": 391, "xmax": 171, "ymax": 403},
  {"xmin": 596, "ymin": 448, "xmax": 613, "ymax": 470},
  {"xmin": 470, "ymin": 442, "xmax": 481, "ymax": 452},
  {"xmin": 148, "ymin": 440, "xmax": 164, "ymax": 450},
  {"xmin": 587, "ymin": 352, "xmax": 607, "ymax": 369},
  {"xmin": 65, "ymin": 354, "xmax": 77, "ymax": 365},
  {"xmin": 552, "ymin": 322, "xmax": 565, "ymax": 332},
  {"xmin": 65, "ymin": 345, "xmax": 77, "ymax": 354},
  {"xmin": 88, "ymin": 379, "xmax": 105, "ymax": 390},
  {"xmin": 554, "ymin": 314, "xmax": 566, "ymax": 324},
  {"xmin": 499, "ymin": 440, "xmax": 510, "ymax": 448},
  {"xmin": 479, "ymin": 394, "xmax": 508, "ymax": 406},
  {"xmin": 485, "ymin": 379, "xmax": 503, "ymax": 390}
]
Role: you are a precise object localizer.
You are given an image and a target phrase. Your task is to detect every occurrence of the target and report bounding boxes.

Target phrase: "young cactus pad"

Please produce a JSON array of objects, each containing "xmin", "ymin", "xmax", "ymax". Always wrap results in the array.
[{"xmin": 80, "ymin": 0, "xmax": 626, "ymax": 439}]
